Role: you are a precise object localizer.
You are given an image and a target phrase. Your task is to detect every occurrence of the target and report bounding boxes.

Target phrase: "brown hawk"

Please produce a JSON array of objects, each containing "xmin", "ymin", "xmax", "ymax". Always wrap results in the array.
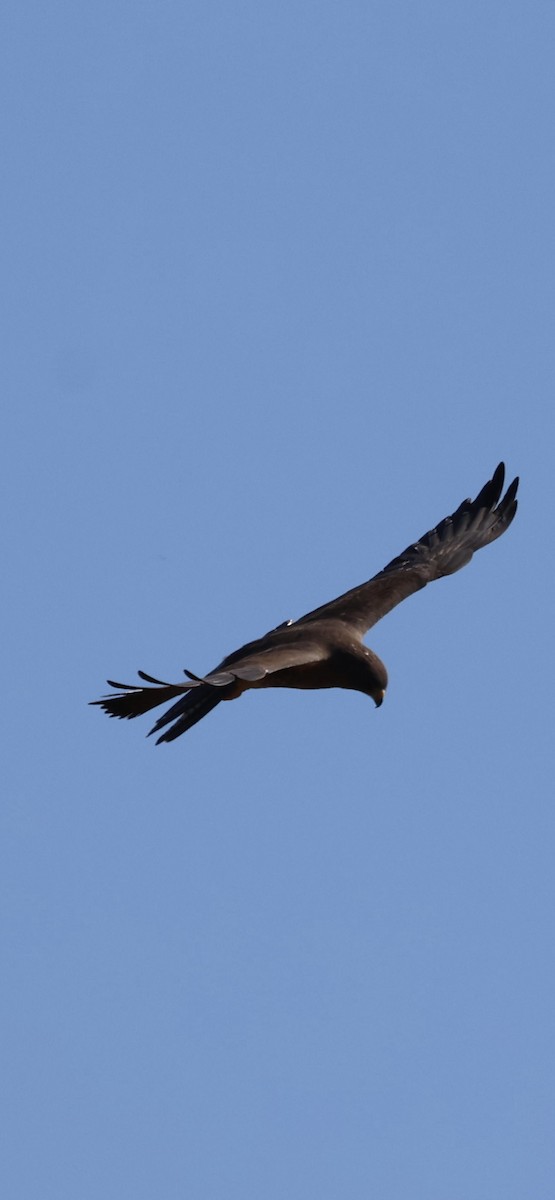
[{"xmin": 92, "ymin": 463, "xmax": 518, "ymax": 744}]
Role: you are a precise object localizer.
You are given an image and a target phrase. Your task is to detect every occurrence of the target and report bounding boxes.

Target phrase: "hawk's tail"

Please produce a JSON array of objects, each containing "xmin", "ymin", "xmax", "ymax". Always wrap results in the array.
[{"xmin": 90, "ymin": 671, "xmax": 224, "ymax": 743}]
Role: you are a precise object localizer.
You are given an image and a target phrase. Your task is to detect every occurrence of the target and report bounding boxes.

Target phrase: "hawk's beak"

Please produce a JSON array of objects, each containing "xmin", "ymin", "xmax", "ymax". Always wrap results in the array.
[{"xmin": 374, "ymin": 689, "xmax": 385, "ymax": 708}]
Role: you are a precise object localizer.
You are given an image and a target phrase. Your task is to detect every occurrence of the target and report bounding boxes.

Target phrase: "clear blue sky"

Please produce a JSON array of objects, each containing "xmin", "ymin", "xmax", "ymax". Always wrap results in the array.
[{"xmin": 2, "ymin": 2, "xmax": 553, "ymax": 1196}]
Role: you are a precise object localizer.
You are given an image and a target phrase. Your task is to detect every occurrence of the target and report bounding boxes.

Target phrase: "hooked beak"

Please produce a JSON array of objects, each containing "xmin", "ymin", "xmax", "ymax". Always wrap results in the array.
[{"xmin": 374, "ymin": 689, "xmax": 385, "ymax": 708}]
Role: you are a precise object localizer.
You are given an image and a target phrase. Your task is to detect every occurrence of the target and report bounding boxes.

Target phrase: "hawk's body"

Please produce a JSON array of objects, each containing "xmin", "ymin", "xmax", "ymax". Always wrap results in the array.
[{"xmin": 92, "ymin": 463, "xmax": 518, "ymax": 743}]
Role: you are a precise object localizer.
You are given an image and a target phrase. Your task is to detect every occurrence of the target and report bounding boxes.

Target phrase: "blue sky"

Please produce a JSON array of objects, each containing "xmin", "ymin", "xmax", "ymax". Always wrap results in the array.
[{"xmin": 2, "ymin": 2, "xmax": 554, "ymax": 1196}]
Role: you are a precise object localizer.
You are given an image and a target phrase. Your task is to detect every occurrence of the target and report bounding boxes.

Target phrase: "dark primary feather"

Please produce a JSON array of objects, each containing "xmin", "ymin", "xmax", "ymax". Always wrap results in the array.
[
  {"xmin": 149, "ymin": 684, "xmax": 226, "ymax": 744},
  {"xmin": 91, "ymin": 463, "xmax": 519, "ymax": 743},
  {"xmin": 97, "ymin": 676, "xmax": 192, "ymax": 719},
  {"xmin": 297, "ymin": 462, "xmax": 518, "ymax": 634}
]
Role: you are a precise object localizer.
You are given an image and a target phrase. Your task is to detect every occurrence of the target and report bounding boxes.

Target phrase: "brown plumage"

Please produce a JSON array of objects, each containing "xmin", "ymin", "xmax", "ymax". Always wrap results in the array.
[{"xmin": 91, "ymin": 463, "xmax": 518, "ymax": 744}]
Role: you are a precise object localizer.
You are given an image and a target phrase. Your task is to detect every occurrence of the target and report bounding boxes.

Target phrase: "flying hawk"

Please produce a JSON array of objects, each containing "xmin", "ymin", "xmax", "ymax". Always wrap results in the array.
[{"xmin": 92, "ymin": 463, "xmax": 518, "ymax": 744}]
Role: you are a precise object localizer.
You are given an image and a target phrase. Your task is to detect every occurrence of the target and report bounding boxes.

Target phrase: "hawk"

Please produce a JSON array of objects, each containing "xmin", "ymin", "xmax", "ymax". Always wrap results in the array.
[{"xmin": 92, "ymin": 463, "xmax": 518, "ymax": 744}]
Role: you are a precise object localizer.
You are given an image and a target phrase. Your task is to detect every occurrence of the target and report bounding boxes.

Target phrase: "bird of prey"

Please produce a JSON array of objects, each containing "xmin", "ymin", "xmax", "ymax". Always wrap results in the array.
[{"xmin": 92, "ymin": 463, "xmax": 518, "ymax": 744}]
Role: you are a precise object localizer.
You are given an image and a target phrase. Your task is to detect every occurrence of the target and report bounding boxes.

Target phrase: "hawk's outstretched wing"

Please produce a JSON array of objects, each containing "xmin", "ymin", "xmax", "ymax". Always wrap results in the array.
[
  {"xmin": 297, "ymin": 463, "xmax": 518, "ymax": 635},
  {"xmin": 91, "ymin": 639, "xmax": 328, "ymax": 741}
]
